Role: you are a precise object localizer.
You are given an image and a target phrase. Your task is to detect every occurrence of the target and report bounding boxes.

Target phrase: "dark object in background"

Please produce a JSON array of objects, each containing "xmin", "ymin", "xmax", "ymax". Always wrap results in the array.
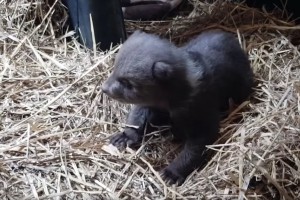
[
  {"xmin": 121, "ymin": 0, "xmax": 184, "ymax": 20},
  {"xmin": 63, "ymin": 0, "xmax": 126, "ymax": 51},
  {"xmin": 241, "ymin": 0, "xmax": 300, "ymax": 22}
]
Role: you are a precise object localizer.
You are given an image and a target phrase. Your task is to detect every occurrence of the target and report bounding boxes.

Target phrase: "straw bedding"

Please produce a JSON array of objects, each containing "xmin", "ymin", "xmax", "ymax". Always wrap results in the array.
[{"xmin": 0, "ymin": 0, "xmax": 299, "ymax": 199}]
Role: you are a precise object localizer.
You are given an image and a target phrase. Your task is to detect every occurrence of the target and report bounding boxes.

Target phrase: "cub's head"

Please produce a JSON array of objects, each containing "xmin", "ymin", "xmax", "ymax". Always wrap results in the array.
[{"xmin": 101, "ymin": 31, "xmax": 186, "ymax": 107}]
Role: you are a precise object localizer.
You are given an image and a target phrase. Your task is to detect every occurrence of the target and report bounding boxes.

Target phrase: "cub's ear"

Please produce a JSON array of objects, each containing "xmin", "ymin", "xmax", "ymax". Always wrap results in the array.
[{"xmin": 152, "ymin": 61, "xmax": 172, "ymax": 80}]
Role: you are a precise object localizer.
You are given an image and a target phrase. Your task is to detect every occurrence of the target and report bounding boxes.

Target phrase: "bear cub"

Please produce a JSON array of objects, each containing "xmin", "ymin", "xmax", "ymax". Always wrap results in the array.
[{"xmin": 102, "ymin": 30, "xmax": 254, "ymax": 185}]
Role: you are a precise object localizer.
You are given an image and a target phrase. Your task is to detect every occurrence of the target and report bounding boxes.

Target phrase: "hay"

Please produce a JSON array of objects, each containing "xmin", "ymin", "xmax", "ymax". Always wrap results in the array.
[{"xmin": 0, "ymin": 0, "xmax": 299, "ymax": 199}]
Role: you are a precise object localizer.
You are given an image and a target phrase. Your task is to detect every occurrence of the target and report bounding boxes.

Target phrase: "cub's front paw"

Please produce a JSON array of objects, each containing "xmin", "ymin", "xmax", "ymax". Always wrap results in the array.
[
  {"xmin": 160, "ymin": 167, "xmax": 186, "ymax": 186},
  {"xmin": 109, "ymin": 128, "xmax": 141, "ymax": 149}
]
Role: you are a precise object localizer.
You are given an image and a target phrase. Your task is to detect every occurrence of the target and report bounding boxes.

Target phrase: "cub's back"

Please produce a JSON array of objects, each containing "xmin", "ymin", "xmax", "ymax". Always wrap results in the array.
[
  {"xmin": 183, "ymin": 30, "xmax": 253, "ymax": 110},
  {"xmin": 183, "ymin": 30, "xmax": 249, "ymax": 73}
]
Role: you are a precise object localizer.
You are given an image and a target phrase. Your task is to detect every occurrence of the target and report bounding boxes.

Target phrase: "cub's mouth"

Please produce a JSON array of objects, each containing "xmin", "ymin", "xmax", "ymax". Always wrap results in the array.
[{"xmin": 101, "ymin": 91, "xmax": 132, "ymax": 104}]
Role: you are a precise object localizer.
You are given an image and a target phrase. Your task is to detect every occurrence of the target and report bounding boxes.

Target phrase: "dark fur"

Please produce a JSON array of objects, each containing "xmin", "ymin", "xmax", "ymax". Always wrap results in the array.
[{"xmin": 102, "ymin": 30, "xmax": 254, "ymax": 185}]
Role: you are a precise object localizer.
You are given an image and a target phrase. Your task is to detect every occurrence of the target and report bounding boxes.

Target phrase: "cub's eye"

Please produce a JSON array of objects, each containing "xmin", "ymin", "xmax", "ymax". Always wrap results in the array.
[{"xmin": 118, "ymin": 78, "xmax": 132, "ymax": 89}]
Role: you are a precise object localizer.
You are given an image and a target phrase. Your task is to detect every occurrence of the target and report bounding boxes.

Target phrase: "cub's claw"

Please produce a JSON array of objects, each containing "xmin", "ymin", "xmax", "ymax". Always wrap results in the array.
[
  {"xmin": 160, "ymin": 167, "xmax": 186, "ymax": 186},
  {"xmin": 110, "ymin": 132, "xmax": 128, "ymax": 149},
  {"xmin": 109, "ymin": 128, "xmax": 141, "ymax": 149}
]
